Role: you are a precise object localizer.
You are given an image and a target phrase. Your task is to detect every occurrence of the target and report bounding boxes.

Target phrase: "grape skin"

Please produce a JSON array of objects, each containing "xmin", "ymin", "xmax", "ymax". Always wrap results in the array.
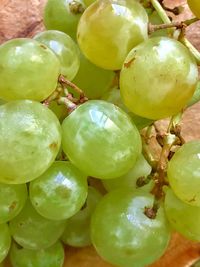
[{"xmin": 0, "ymin": 224, "xmax": 11, "ymax": 263}]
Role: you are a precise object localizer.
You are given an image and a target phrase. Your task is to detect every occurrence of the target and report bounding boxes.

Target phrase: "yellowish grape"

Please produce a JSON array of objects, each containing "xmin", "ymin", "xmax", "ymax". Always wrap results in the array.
[{"xmin": 188, "ymin": 0, "xmax": 200, "ymax": 18}]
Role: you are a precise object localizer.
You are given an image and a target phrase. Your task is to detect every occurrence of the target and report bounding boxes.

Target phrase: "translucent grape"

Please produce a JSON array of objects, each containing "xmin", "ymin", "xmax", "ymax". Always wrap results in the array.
[
  {"xmin": 120, "ymin": 37, "xmax": 199, "ymax": 120},
  {"xmin": 164, "ymin": 188, "xmax": 200, "ymax": 242},
  {"xmin": 9, "ymin": 199, "xmax": 66, "ymax": 250},
  {"xmin": 77, "ymin": 0, "xmax": 148, "ymax": 70},
  {"xmin": 34, "ymin": 30, "xmax": 80, "ymax": 81},
  {"xmin": 91, "ymin": 189, "xmax": 171, "ymax": 267},
  {"xmin": 0, "ymin": 38, "xmax": 60, "ymax": 102},
  {"xmin": 62, "ymin": 100, "xmax": 142, "ymax": 179},
  {"xmin": 10, "ymin": 241, "xmax": 64, "ymax": 267},
  {"xmin": 0, "ymin": 183, "xmax": 27, "ymax": 223},
  {"xmin": 168, "ymin": 140, "xmax": 200, "ymax": 206},
  {"xmin": 61, "ymin": 186, "xmax": 102, "ymax": 247},
  {"xmin": 30, "ymin": 161, "xmax": 88, "ymax": 220},
  {"xmin": 0, "ymin": 100, "xmax": 61, "ymax": 184},
  {"xmin": 43, "ymin": 0, "xmax": 85, "ymax": 40},
  {"xmin": 0, "ymin": 224, "xmax": 11, "ymax": 263},
  {"xmin": 187, "ymin": 0, "xmax": 200, "ymax": 18}
]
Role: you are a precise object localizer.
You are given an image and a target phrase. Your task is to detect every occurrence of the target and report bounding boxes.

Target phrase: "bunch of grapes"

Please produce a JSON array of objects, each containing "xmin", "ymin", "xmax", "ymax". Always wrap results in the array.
[{"xmin": 0, "ymin": 0, "xmax": 200, "ymax": 266}]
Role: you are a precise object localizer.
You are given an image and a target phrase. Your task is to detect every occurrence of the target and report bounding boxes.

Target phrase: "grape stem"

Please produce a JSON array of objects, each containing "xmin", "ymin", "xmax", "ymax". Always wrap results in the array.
[{"xmin": 57, "ymin": 96, "xmax": 77, "ymax": 113}]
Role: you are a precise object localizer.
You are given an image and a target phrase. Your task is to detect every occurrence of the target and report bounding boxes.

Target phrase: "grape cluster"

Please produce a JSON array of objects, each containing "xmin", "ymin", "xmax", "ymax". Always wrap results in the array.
[{"xmin": 0, "ymin": 0, "xmax": 200, "ymax": 267}]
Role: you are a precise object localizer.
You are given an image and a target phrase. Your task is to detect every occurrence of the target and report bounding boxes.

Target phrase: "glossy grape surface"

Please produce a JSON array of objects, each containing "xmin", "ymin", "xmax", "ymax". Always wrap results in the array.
[
  {"xmin": 0, "ymin": 183, "xmax": 27, "ymax": 223},
  {"xmin": 62, "ymin": 100, "xmax": 142, "ymax": 179},
  {"xmin": 0, "ymin": 38, "xmax": 60, "ymax": 101},
  {"xmin": 91, "ymin": 189, "xmax": 171, "ymax": 267},
  {"xmin": 0, "ymin": 100, "xmax": 61, "ymax": 184},
  {"xmin": 30, "ymin": 161, "xmax": 88, "ymax": 220},
  {"xmin": 0, "ymin": 224, "xmax": 11, "ymax": 263},
  {"xmin": 77, "ymin": 0, "xmax": 148, "ymax": 70},
  {"xmin": 120, "ymin": 37, "xmax": 198, "ymax": 119},
  {"xmin": 188, "ymin": 0, "xmax": 200, "ymax": 18}
]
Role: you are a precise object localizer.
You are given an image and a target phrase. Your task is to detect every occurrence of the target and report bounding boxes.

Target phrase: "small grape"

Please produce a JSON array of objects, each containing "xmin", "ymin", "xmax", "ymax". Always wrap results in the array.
[
  {"xmin": 0, "ymin": 224, "xmax": 11, "ymax": 263},
  {"xmin": 187, "ymin": 0, "xmax": 200, "ymax": 18}
]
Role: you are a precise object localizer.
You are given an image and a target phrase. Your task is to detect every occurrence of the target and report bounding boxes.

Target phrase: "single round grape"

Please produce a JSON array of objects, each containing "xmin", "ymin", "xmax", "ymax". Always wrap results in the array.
[
  {"xmin": 0, "ymin": 38, "xmax": 60, "ymax": 102},
  {"xmin": 91, "ymin": 189, "xmax": 171, "ymax": 267},
  {"xmin": 30, "ymin": 161, "xmax": 88, "ymax": 220},
  {"xmin": 9, "ymin": 199, "xmax": 66, "ymax": 250},
  {"xmin": 34, "ymin": 30, "xmax": 80, "ymax": 81},
  {"xmin": 10, "ymin": 241, "xmax": 64, "ymax": 267},
  {"xmin": 61, "ymin": 186, "xmax": 102, "ymax": 247},
  {"xmin": 72, "ymin": 52, "xmax": 115, "ymax": 99},
  {"xmin": 44, "ymin": 0, "xmax": 85, "ymax": 40},
  {"xmin": 164, "ymin": 188, "xmax": 200, "ymax": 242},
  {"xmin": 0, "ymin": 100, "xmax": 61, "ymax": 184},
  {"xmin": 77, "ymin": 0, "xmax": 148, "ymax": 70},
  {"xmin": 62, "ymin": 100, "xmax": 142, "ymax": 179},
  {"xmin": 168, "ymin": 141, "xmax": 200, "ymax": 207},
  {"xmin": 0, "ymin": 183, "xmax": 27, "ymax": 223},
  {"xmin": 188, "ymin": 0, "xmax": 200, "ymax": 18},
  {"xmin": 0, "ymin": 224, "xmax": 11, "ymax": 263},
  {"xmin": 120, "ymin": 37, "xmax": 199, "ymax": 120}
]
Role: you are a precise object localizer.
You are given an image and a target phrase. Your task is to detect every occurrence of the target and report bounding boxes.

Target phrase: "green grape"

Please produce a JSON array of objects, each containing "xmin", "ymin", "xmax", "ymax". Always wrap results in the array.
[
  {"xmin": 102, "ymin": 154, "xmax": 152, "ymax": 192},
  {"xmin": 9, "ymin": 199, "xmax": 66, "ymax": 250},
  {"xmin": 43, "ymin": 0, "xmax": 85, "ymax": 40},
  {"xmin": 0, "ymin": 100, "xmax": 61, "ymax": 184},
  {"xmin": 187, "ymin": 80, "xmax": 200, "ymax": 107},
  {"xmin": 30, "ymin": 161, "xmax": 88, "ymax": 220},
  {"xmin": 34, "ymin": 30, "xmax": 80, "ymax": 81},
  {"xmin": 77, "ymin": 0, "xmax": 148, "ymax": 70},
  {"xmin": 72, "ymin": 52, "xmax": 115, "ymax": 99},
  {"xmin": 102, "ymin": 87, "xmax": 153, "ymax": 129},
  {"xmin": 149, "ymin": 11, "xmax": 168, "ymax": 37},
  {"xmin": 164, "ymin": 188, "xmax": 200, "ymax": 242},
  {"xmin": 0, "ymin": 100, "xmax": 6, "ymax": 105},
  {"xmin": 62, "ymin": 100, "xmax": 142, "ymax": 179},
  {"xmin": 49, "ymin": 100, "xmax": 68, "ymax": 122},
  {"xmin": 61, "ymin": 186, "xmax": 102, "ymax": 247},
  {"xmin": 0, "ymin": 183, "xmax": 27, "ymax": 223},
  {"xmin": 188, "ymin": 0, "xmax": 200, "ymax": 18},
  {"xmin": 120, "ymin": 37, "xmax": 199, "ymax": 120},
  {"xmin": 91, "ymin": 189, "xmax": 171, "ymax": 267},
  {"xmin": 10, "ymin": 241, "xmax": 64, "ymax": 267},
  {"xmin": 0, "ymin": 224, "xmax": 11, "ymax": 263},
  {"xmin": 84, "ymin": 0, "xmax": 95, "ymax": 6},
  {"xmin": 168, "ymin": 140, "xmax": 200, "ymax": 207},
  {"xmin": 0, "ymin": 38, "xmax": 60, "ymax": 102}
]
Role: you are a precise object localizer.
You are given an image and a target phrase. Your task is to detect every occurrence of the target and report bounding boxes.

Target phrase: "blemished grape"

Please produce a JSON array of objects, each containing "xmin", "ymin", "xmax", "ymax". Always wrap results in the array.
[
  {"xmin": 62, "ymin": 100, "xmax": 142, "ymax": 179},
  {"xmin": 34, "ymin": 30, "xmax": 80, "ymax": 81},
  {"xmin": 30, "ymin": 161, "xmax": 88, "ymax": 221},
  {"xmin": 102, "ymin": 154, "xmax": 152, "ymax": 192},
  {"xmin": 0, "ymin": 224, "xmax": 11, "ymax": 263},
  {"xmin": 120, "ymin": 37, "xmax": 199, "ymax": 120},
  {"xmin": 72, "ymin": 52, "xmax": 115, "ymax": 99},
  {"xmin": 91, "ymin": 189, "xmax": 171, "ymax": 267},
  {"xmin": 164, "ymin": 188, "xmax": 200, "ymax": 242},
  {"xmin": 187, "ymin": 0, "xmax": 200, "ymax": 18},
  {"xmin": 61, "ymin": 186, "xmax": 102, "ymax": 247},
  {"xmin": 168, "ymin": 141, "xmax": 200, "ymax": 207},
  {"xmin": 10, "ymin": 241, "xmax": 64, "ymax": 267},
  {"xmin": 77, "ymin": 0, "xmax": 148, "ymax": 70},
  {"xmin": 0, "ymin": 38, "xmax": 60, "ymax": 102},
  {"xmin": 9, "ymin": 199, "xmax": 66, "ymax": 250},
  {"xmin": 43, "ymin": 0, "xmax": 85, "ymax": 40},
  {"xmin": 0, "ymin": 183, "xmax": 27, "ymax": 223},
  {"xmin": 0, "ymin": 100, "xmax": 61, "ymax": 184}
]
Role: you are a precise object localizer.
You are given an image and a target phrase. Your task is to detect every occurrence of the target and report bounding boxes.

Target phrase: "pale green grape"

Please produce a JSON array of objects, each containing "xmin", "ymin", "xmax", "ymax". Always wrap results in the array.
[
  {"xmin": 34, "ymin": 30, "xmax": 80, "ymax": 81},
  {"xmin": 187, "ymin": 80, "xmax": 200, "ymax": 107},
  {"xmin": 10, "ymin": 241, "xmax": 64, "ymax": 267},
  {"xmin": 61, "ymin": 186, "xmax": 102, "ymax": 247},
  {"xmin": 120, "ymin": 37, "xmax": 199, "ymax": 120},
  {"xmin": 49, "ymin": 100, "xmax": 68, "ymax": 122},
  {"xmin": 102, "ymin": 154, "xmax": 152, "ymax": 192},
  {"xmin": 44, "ymin": 0, "xmax": 85, "ymax": 40},
  {"xmin": 0, "ymin": 100, "xmax": 61, "ymax": 184},
  {"xmin": 0, "ymin": 224, "xmax": 11, "ymax": 263},
  {"xmin": 164, "ymin": 188, "xmax": 200, "ymax": 241},
  {"xmin": 0, "ymin": 38, "xmax": 60, "ymax": 102},
  {"xmin": 9, "ymin": 199, "xmax": 66, "ymax": 250},
  {"xmin": 77, "ymin": 0, "xmax": 148, "ymax": 70},
  {"xmin": 149, "ymin": 11, "xmax": 168, "ymax": 37},
  {"xmin": 72, "ymin": 52, "xmax": 115, "ymax": 99},
  {"xmin": 168, "ymin": 140, "xmax": 200, "ymax": 207},
  {"xmin": 188, "ymin": 0, "xmax": 200, "ymax": 18},
  {"xmin": 62, "ymin": 100, "xmax": 142, "ymax": 179},
  {"xmin": 91, "ymin": 189, "xmax": 171, "ymax": 267},
  {"xmin": 0, "ymin": 183, "xmax": 27, "ymax": 223},
  {"xmin": 30, "ymin": 161, "xmax": 88, "ymax": 220}
]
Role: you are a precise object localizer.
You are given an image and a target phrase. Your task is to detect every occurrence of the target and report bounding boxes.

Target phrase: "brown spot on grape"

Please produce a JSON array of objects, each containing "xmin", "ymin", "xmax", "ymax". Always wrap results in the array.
[
  {"xmin": 9, "ymin": 201, "xmax": 17, "ymax": 211},
  {"xmin": 49, "ymin": 142, "xmax": 58, "ymax": 150},
  {"xmin": 40, "ymin": 44, "xmax": 47, "ymax": 49},
  {"xmin": 124, "ymin": 57, "xmax": 135, "ymax": 68}
]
